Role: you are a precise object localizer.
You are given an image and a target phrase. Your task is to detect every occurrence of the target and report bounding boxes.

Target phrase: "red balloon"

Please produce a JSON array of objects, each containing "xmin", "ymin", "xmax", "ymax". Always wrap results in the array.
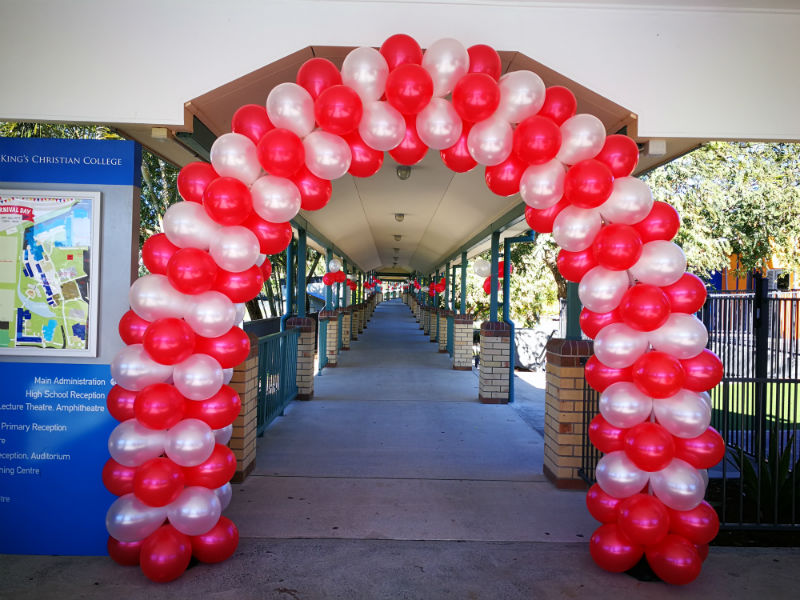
[
  {"xmin": 315, "ymin": 85, "xmax": 364, "ymax": 135},
  {"xmin": 618, "ymin": 284, "xmax": 671, "ymax": 332},
  {"xmin": 142, "ymin": 318, "xmax": 196, "ymax": 365},
  {"xmin": 288, "ymin": 165, "xmax": 332, "ymax": 212},
  {"xmin": 617, "ymin": 493, "xmax": 671, "ymax": 546},
  {"xmin": 680, "ymin": 349, "xmax": 723, "ymax": 392},
  {"xmin": 557, "ymin": 248, "xmax": 597, "ymax": 283},
  {"xmin": 177, "ymin": 162, "xmax": 218, "ymax": 204},
  {"xmin": 183, "ymin": 443, "xmax": 237, "ymax": 489},
  {"xmin": 322, "ymin": 272, "xmax": 335, "ymax": 286},
  {"xmin": 260, "ymin": 257, "xmax": 273, "ymax": 281},
  {"xmin": 564, "ymin": 159, "xmax": 614, "ymax": 208},
  {"xmin": 668, "ymin": 501, "xmax": 719, "ymax": 545},
  {"xmin": 256, "ymin": 128, "xmax": 305, "ymax": 177},
  {"xmin": 243, "ymin": 212, "xmax": 293, "ymax": 255},
  {"xmin": 389, "ymin": 114, "xmax": 428, "ymax": 166},
  {"xmin": 695, "ymin": 543, "xmax": 709, "ymax": 562},
  {"xmin": 485, "ymin": 153, "xmax": 527, "ymax": 196},
  {"xmin": 195, "ymin": 326, "xmax": 251, "ymax": 369},
  {"xmin": 107, "ymin": 385, "xmax": 137, "ymax": 421},
  {"xmin": 336, "ymin": 270, "xmax": 347, "ymax": 283},
  {"xmin": 674, "ymin": 426, "xmax": 725, "ymax": 469},
  {"xmin": 134, "ymin": 457, "xmax": 185, "ymax": 507},
  {"xmin": 213, "ymin": 265, "xmax": 264, "ymax": 303},
  {"xmin": 203, "ymin": 177, "xmax": 253, "ymax": 226},
  {"xmin": 537, "ymin": 86, "xmax": 577, "ymax": 126},
  {"xmin": 190, "ymin": 516, "xmax": 239, "ymax": 563},
  {"xmin": 440, "ymin": 122, "xmax": 477, "ymax": 173},
  {"xmin": 482, "ymin": 277, "xmax": 492, "ymax": 295},
  {"xmin": 140, "ymin": 524, "xmax": 192, "ymax": 583},
  {"xmin": 108, "ymin": 536, "xmax": 142, "ymax": 566},
  {"xmin": 592, "ymin": 223, "xmax": 643, "ymax": 271},
  {"xmin": 134, "ymin": 383, "xmax": 187, "ymax": 430},
  {"xmin": 184, "ymin": 384, "xmax": 242, "ymax": 430},
  {"xmin": 586, "ymin": 483, "xmax": 622, "ymax": 523},
  {"xmin": 452, "ymin": 73, "xmax": 500, "ymax": 123},
  {"xmin": 380, "ymin": 33, "xmax": 423, "ymax": 70},
  {"xmin": 167, "ymin": 248, "xmax": 218, "ymax": 295},
  {"xmin": 524, "ymin": 196, "xmax": 569, "ymax": 234},
  {"xmin": 584, "ymin": 356, "xmax": 632, "ymax": 393},
  {"xmin": 345, "ymin": 130, "xmax": 385, "ymax": 177},
  {"xmin": 385, "ymin": 64, "xmax": 434, "ymax": 116},
  {"xmin": 588, "ymin": 414, "xmax": 626, "ymax": 454},
  {"xmin": 467, "ymin": 44, "xmax": 502, "ymax": 81},
  {"xmin": 141, "ymin": 233, "xmax": 179, "ymax": 276},
  {"xmin": 623, "ymin": 422, "xmax": 676, "ymax": 472},
  {"xmin": 589, "ymin": 523, "xmax": 644, "ymax": 573},
  {"xmin": 595, "ymin": 134, "xmax": 639, "ymax": 178},
  {"xmin": 118, "ymin": 309, "xmax": 151, "ymax": 345},
  {"xmin": 645, "ymin": 534, "xmax": 702, "ymax": 585},
  {"xmin": 632, "ymin": 351, "xmax": 685, "ymax": 399},
  {"xmin": 513, "ymin": 115, "xmax": 561, "ymax": 165},
  {"xmin": 633, "ymin": 201, "xmax": 680, "ymax": 243},
  {"xmin": 231, "ymin": 104, "xmax": 274, "ymax": 145},
  {"xmin": 662, "ymin": 273, "xmax": 707, "ymax": 314},
  {"xmin": 296, "ymin": 57, "xmax": 342, "ymax": 101},
  {"xmin": 102, "ymin": 458, "xmax": 136, "ymax": 496},
  {"xmin": 580, "ymin": 308, "xmax": 621, "ymax": 339}
]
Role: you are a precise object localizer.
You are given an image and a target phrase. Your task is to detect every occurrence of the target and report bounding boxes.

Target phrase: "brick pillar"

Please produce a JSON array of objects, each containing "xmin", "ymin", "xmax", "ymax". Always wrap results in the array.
[
  {"xmin": 287, "ymin": 316, "xmax": 315, "ymax": 400},
  {"xmin": 478, "ymin": 321, "xmax": 511, "ymax": 404},
  {"xmin": 320, "ymin": 310, "xmax": 339, "ymax": 368},
  {"xmin": 543, "ymin": 338, "xmax": 593, "ymax": 489},
  {"xmin": 438, "ymin": 310, "xmax": 449, "ymax": 353},
  {"xmin": 452, "ymin": 314, "xmax": 473, "ymax": 371},
  {"xmin": 357, "ymin": 303, "xmax": 365, "ymax": 334},
  {"xmin": 429, "ymin": 308, "xmax": 439, "ymax": 343},
  {"xmin": 340, "ymin": 307, "xmax": 351, "ymax": 350},
  {"xmin": 422, "ymin": 306, "xmax": 431, "ymax": 335},
  {"xmin": 415, "ymin": 301, "xmax": 422, "ymax": 325},
  {"xmin": 231, "ymin": 334, "xmax": 258, "ymax": 482}
]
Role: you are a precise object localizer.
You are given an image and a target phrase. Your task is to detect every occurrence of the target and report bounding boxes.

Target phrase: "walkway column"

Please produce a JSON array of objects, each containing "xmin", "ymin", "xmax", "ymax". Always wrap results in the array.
[
  {"xmin": 321, "ymin": 309, "xmax": 339, "ymax": 368},
  {"xmin": 479, "ymin": 232, "xmax": 512, "ymax": 403},
  {"xmin": 452, "ymin": 312, "xmax": 473, "ymax": 370},
  {"xmin": 438, "ymin": 309, "xmax": 449, "ymax": 353},
  {"xmin": 287, "ymin": 316, "xmax": 315, "ymax": 400},
  {"xmin": 231, "ymin": 333, "xmax": 259, "ymax": 481},
  {"xmin": 339, "ymin": 263, "xmax": 351, "ymax": 351}
]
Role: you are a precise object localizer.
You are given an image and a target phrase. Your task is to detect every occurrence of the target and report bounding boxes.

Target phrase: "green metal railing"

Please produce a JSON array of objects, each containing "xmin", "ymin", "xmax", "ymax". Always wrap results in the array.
[
  {"xmin": 256, "ymin": 329, "xmax": 299, "ymax": 436},
  {"xmin": 318, "ymin": 317, "xmax": 328, "ymax": 373},
  {"xmin": 337, "ymin": 312, "xmax": 344, "ymax": 350},
  {"xmin": 446, "ymin": 314, "xmax": 454, "ymax": 357}
]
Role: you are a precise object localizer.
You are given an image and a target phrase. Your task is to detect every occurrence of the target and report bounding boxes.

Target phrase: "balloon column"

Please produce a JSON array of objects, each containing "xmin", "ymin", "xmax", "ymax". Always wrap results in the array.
[{"xmin": 475, "ymin": 260, "xmax": 513, "ymax": 295}]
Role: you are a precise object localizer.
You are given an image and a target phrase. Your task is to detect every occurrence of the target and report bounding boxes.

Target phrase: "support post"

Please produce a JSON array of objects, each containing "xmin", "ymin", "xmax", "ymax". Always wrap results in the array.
[
  {"xmin": 566, "ymin": 282, "xmax": 582, "ymax": 340},
  {"xmin": 460, "ymin": 251, "xmax": 467, "ymax": 315},
  {"xmin": 489, "ymin": 230, "xmax": 500, "ymax": 323},
  {"xmin": 280, "ymin": 236, "xmax": 295, "ymax": 331},
  {"xmin": 297, "ymin": 228, "xmax": 307, "ymax": 318}
]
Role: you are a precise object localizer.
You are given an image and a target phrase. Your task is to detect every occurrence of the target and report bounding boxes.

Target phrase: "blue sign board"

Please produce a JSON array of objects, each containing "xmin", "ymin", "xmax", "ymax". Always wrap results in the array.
[{"xmin": 0, "ymin": 362, "xmax": 116, "ymax": 555}]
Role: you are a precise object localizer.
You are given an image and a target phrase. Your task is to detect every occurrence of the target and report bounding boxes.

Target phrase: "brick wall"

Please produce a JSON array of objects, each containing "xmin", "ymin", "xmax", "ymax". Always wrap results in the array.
[
  {"xmin": 478, "ymin": 321, "xmax": 510, "ymax": 404},
  {"xmin": 287, "ymin": 316, "xmax": 315, "ymax": 400},
  {"xmin": 340, "ymin": 308, "xmax": 351, "ymax": 350},
  {"xmin": 320, "ymin": 310, "xmax": 339, "ymax": 367},
  {"xmin": 230, "ymin": 334, "xmax": 258, "ymax": 482},
  {"xmin": 429, "ymin": 308, "xmax": 438, "ymax": 342},
  {"xmin": 438, "ymin": 311, "xmax": 449, "ymax": 353},
  {"xmin": 452, "ymin": 314, "xmax": 473, "ymax": 371}
]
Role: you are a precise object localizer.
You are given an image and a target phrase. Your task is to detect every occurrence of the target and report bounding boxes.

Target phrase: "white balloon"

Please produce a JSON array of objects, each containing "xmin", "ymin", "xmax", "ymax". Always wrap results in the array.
[
  {"xmin": 209, "ymin": 133, "xmax": 261, "ymax": 186},
  {"xmin": 108, "ymin": 418, "xmax": 167, "ymax": 467},
  {"xmin": 556, "ymin": 114, "xmax": 606, "ymax": 165},
  {"xmin": 594, "ymin": 323, "xmax": 649, "ymax": 369},
  {"xmin": 473, "ymin": 258, "xmax": 491, "ymax": 278},
  {"xmin": 552, "ymin": 205, "xmax": 602, "ymax": 251},
  {"xmin": 649, "ymin": 313, "xmax": 708, "ymax": 359},
  {"xmin": 129, "ymin": 274, "xmax": 187, "ymax": 322},
  {"xmin": 209, "ymin": 226, "xmax": 260, "ymax": 273},
  {"xmin": 183, "ymin": 290, "xmax": 237, "ymax": 338},
  {"xmin": 106, "ymin": 493, "xmax": 168, "ymax": 543},
  {"xmin": 467, "ymin": 116, "xmax": 513, "ymax": 166},
  {"xmin": 650, "ymin": 458, "xmax": 706, "ymax": 511},
  {"xmin": 167, "ymin": 486, "xmax": 222, "ymax": 536},
  {"xmin": 595, "ymin": 451, "xmax": 650, "ymax": 499},
  {"xmin": 328, "ymin": 258, "xmax": 342, "ymax": 272},
  {"xmin": 266, "ymin": 82, "xmax": 315, "ymax": 137},
  {"xmin": 303, "ymin": 130, "xmax": 352, "ymax": 180},
  {"xmin": 415, "ymin": 97, "xmax": 462, "ymax": 150},
  {"xmin": 165, "ymin": 418, "xmax": 216, "ymax": 467},
  {"xmin": 173, "ymin": 353, "xmax": 224, "ymax": 401},
  {"xmin": 421, "ymin": 37, "xmax": 469, "ymax": 97},
  {"xmin": 111, "ymin": 344, "xmax": 173, "ymax": 391},
  {"xmin": 214, "ymin": 423, "xmax": 234, "ymax": 445},
  {"xmin": 600, "ymin": 382, "xmax": 653, "ymax": 428},
  {"xmin": 520, "ymin": 159, "xmax": 566, "ymax": 209},
  {"xmin": 578, "ymin": 266, "xmax": 630, "ymax": 313},
  {"xmin": 599, "ymin": 177, "xmax": 654, "ymax": 225},
  {"xmin": 234, "ymin": 303, "xmax": 246, "ymax": 324},
  {"xmin": 221, "ymin": 369, "xmax": 234, "ymax": 386},
  {"xmin": 215, "ymin": 482, "xmax": 233, "ymax": 511},
  {"xmin": 256, "ymin": 253, "xmax": 267, "ymax": 267},
  {"xmin": 359, "ymin": 101, "xmax": 406, "ymax": 151},
  {"xmin": 495, "ymin": 70, "xmax": 546, "ymax": 124},
  {"xmin": 654, "ymin": 389, "xmax": 712, "ymax": 438},
  {"xmin": 162, "ymin": 201, "xmax": 221, "ymax": 250},
  {"xmin": 630, "ymin": 241, "xmax": 687, "ymax": 287},
  {"xmin": 341, "ymin": 46, "xmax": 389, "ymax": 103},
  {"xmin": 251, "ymin": 175, "xmax": 301, "ymax": 223}
]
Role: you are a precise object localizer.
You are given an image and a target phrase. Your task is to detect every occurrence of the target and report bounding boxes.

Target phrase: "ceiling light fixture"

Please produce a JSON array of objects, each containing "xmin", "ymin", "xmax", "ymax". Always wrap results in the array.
[
  {"xmin": 395, "ymin": 213, "xmax": 404, "ymax": 222},
  {"xmin": 394, "ymin": 234, "xmax": 402, "ymax": 241},
  {"xmin": 396, "ymin": 165, "xmax": 411, "ymax": 180}
]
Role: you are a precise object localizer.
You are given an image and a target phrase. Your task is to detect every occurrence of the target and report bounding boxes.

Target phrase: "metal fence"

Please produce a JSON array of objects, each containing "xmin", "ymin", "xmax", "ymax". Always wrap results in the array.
[{"xmin": 256, "ymin": 329, "xmax": 299, "ymax": 436}]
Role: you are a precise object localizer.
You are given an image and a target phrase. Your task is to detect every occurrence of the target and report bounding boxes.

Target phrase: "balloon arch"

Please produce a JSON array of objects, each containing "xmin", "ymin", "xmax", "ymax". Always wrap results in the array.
[{"xmin": 104, "ymin": 34, "xmax": 724, "ymax": 584}]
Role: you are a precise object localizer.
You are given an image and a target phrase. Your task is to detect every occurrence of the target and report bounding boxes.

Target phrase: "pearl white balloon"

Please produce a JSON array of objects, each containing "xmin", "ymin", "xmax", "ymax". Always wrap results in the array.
[
  {"xmin": 359, "ymin": 101, "xmax": 406, "ymax": 151},
  {"xmin": 600, "ymin": 382, "xmax": 653, "ymax": 428},
  {"xmin": 473, "ymin": 258, "xmax": 491, "ymax": 278},
  {"xmin": 234, "ymin": 303, "xmax": 246, "ymax": 324},
  {"xmin": 251, "ymin": 175, "xmax": 301, "ymax": 223},
  {"xmin": 421, "ymin": 37, "xmax": 469, "ymax": 97},
  {"xmin": 650, "ymin": 458, "xmax": 706, "ymax": 511},
  {"xmin": 341, "ymin": 46, "xmax": 389, "ymax": 103},
  {"xmin": 162, "ymin": 201, "xmax": 221, "ymax": 250},
  {"xmin": 495, "ymin": 70, "xmax": 546, "ymax": 124},
  {"xmin": 183, "ymin": 290, "xmax": 237, "ymax": 338},
  {"xmin": 630, "ymin": 241, "xmax": 687, "ymax": 287},
  {"xmin": 303, "ymin": 130, "xmax": 352, "ymax": 180},
  {"xmin": 599, "ymin": 177, "xmax": 654, "ymax": 225},
  {"xmin": 108, "ymin": 418, "xmax": 167, "ymax": 466},
  {"xmin": 654, "ymin": 389, "xmax": 712, "ymax": 438},
  {"xmin": 173, "ymin": 353, "xmax": 224, "ymax": 401},
  {"xmin": 594, "ymin": 323, "xmax": 649, "ymax": 369},
  {"xmin": 209, "ymin": 226, "xmax": 260, "ymax": 273},
  {"xmin": 416, "ymin": 97, "xmax": 462, "ymax": 150},
  {"xmin": 106, "ymin": 493, "xmax": 168, "ymax": 542},
  {"xmin": 595, "ymin": 451, "xmax": 650, "ymax": 499},
  {"xmin": 111, "ymin": 344, "xmax": 173, "ymax": 391},
  {"xmin": 214, "ymin": 423, "xmax": 234, "ymax": 445},
  {"xmin": 209, "ymin": 133, "xmax": 261, "ymax": 186},
  {"xmin": 556, "ymin": 114, "xmax": 606, "ymax": 165},
  {"xmin": 467, "ymin": 116, "xmax": 513, "ymax": 166},
  {"xmin": 165, "ymin": 418, "xmax": 215, "ymax": 467},
  {"xmin": 167, "ymin": 486, "xmax": 222, "ymax": 536},
  {"xmin": 129, "ymin": 274, "xmax": 187, "ymax": 322},
  {"xmin": 649, "ymin": 313, "xmax": 708, "ymax": 360},
  {"xmin": 520, "ymin": 159, "xmax": 566, "ymax": 209},
  {"xmin": 328, "ymin": 258, "xmax": 342, "ymax": 272},
  {"xmin": 215, "ymin": 482, "xmax": 233, "ymax": 511},
  {"xmin": 578, "ymin": 266, "xmax": 630, "ymax": 313},
  {"xmin": 266, "ymin": 82, "xmax": 315, "ymax": 138},
  {"xmin": 552, "ymin": 206, "xmax": 602, "ymax": 252}
]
